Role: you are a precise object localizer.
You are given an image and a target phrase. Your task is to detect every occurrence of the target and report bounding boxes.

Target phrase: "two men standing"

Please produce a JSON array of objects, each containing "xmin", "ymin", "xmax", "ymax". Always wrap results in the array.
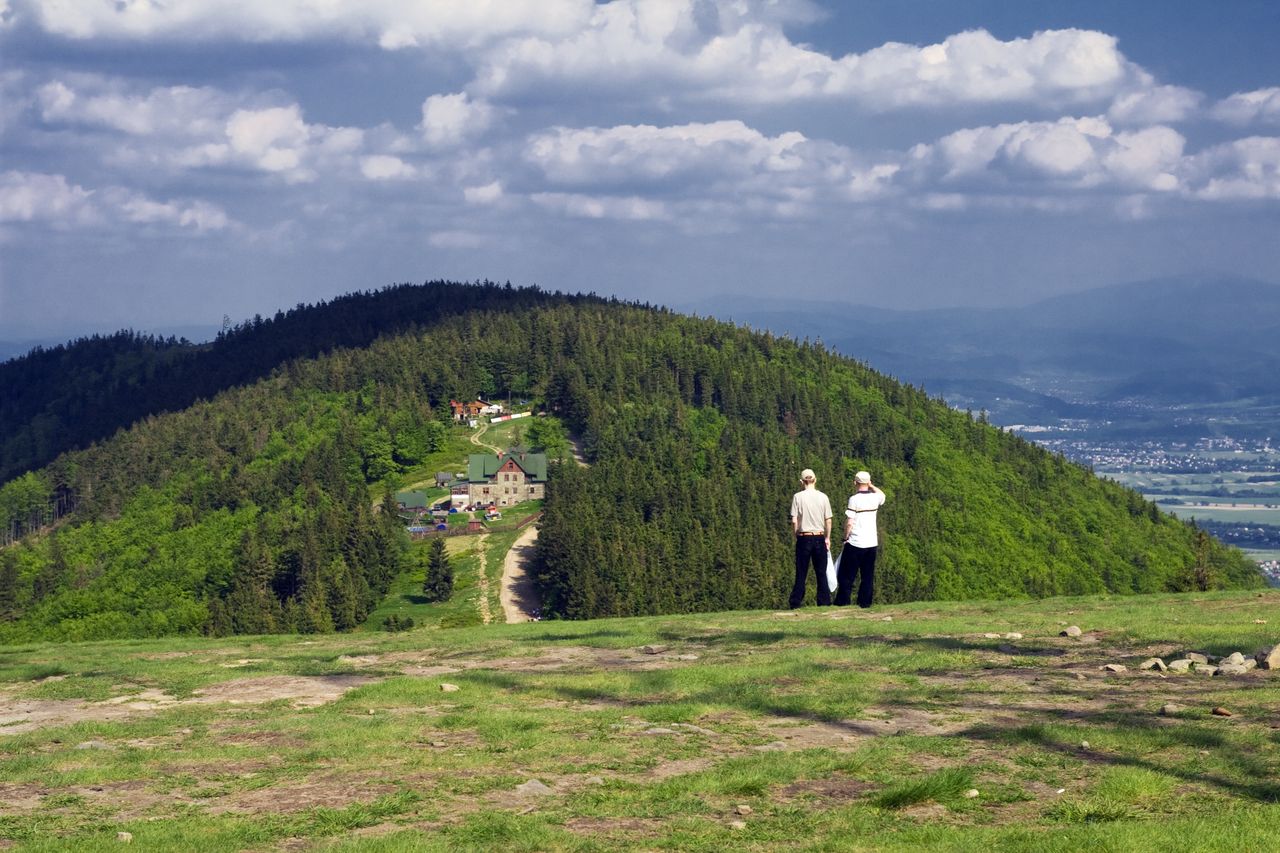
[{"xmin": 788, "ymin": 468, "xmax": 885, "ymax": 609}]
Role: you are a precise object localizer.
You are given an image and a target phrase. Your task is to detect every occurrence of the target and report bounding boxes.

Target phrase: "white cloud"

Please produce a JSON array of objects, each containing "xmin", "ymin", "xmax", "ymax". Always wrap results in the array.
[
  {"xmin": 1186, "ymin": 137, "xmax": 1280, "ymax": 200},
  {"xmin": 1211, "ymin": 87, "xmax": 1280, "ymax": 126},
  {"xmin": 0, "ymin": 170, "xmax": 94, "ymax": 224},
  {"xmin": 0, "ymin": 170, "xmax": 230, "ymax": 231},
  {"xmin": 531, "ymin": 191, "xmax": 667, "ymax": 221},
  {"xmin": 464, "ymin": 181, "xmax": 504, "ymax": 204},
  {"xmin": 37, "ymin": 77, "xmax": 232, "ymax": 136},
  {"xmin": 360, "ymin": 154, "xmax": 416, "ymax": 180},
  {"xmin": 420, "ymin": 92, "xmax": 496, "ymax": 147},
  {"xmin": 11, "ymin": 2, "xmax": 1155, "ymax": 112},
  {"xmin": 917, "ymin": 116, "xmax": 1183, "ymax": 191},
  {"xmin": 8, "ymin": 0, "xmax": 592, "ymax": 48},
  {"xmin": 1108, "ymin": 84, "xmax": 1202, "ymax": 125},
  {"xmin": 524, "ymin": 120, "xmax": 811, "ymax": 185},
  {"xmin": 478, "ymin": 16, "xmax": 1137, "ymax": 108}
]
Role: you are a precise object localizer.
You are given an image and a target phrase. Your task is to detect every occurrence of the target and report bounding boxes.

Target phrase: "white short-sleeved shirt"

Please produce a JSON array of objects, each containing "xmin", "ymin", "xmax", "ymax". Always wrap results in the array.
[
  {"xmin": 790, "ymin": 487, "xmax": 832, "ymax": 534},
  {"xmin": 845, "ymin": 489, "xmax": 886, "ymax": 548}
]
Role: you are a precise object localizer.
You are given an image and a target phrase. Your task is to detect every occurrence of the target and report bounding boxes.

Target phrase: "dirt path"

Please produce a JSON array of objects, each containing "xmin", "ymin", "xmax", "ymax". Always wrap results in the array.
[
  {"xmin": 474, "ymin": 534, "xmax": 493, "ymax": 625},
  {"xmin": 470, "ymin": 421, "xmax": 502, "ymax": 455},
  {"xmin": 500, "ymin": 526, "xmax": 542, "ymax": 623}
]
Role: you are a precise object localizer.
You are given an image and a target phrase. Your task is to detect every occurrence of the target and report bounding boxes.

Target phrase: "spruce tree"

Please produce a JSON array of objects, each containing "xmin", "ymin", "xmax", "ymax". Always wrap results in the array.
[{"xmin": 422, "ymin": 538, "xmax": 453, "ymax": 602}]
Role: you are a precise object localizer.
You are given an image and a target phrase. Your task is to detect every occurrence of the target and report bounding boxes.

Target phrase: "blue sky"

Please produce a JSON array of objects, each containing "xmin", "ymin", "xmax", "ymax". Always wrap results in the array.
[{"xmin": 1, "ymin": 0, "xmax": 1278, "ymax": 339}]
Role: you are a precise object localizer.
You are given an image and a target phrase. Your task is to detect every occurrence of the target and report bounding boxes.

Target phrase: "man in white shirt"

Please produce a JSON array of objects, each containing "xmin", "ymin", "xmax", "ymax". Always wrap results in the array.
[
  {"xmin": 838, "ymin": 470, "xmax": 885, "ymax": 608},
  {"xmin": 789, "ymin": 468, "xmax": 832, "ymax": 608}
]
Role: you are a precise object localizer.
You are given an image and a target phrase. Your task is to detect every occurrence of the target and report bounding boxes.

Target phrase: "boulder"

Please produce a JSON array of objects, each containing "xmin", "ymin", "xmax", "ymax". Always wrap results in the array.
[
  {"xmin": 516, "ymin": 779, "xmax": 554, "ymax": 796},
  {"xmin": 735, "ymin": 804, "xmax": 753, "ymax": 816},
  {"xmin": 1139, "ymin": 658, "xmax": 1166, "ymax": 671},
  {"xmin": 1185, "ymin": 653, "xmax": 1209, "ymax": 665},
  {"xmin": 1167, "ymin": 659, "xmax": 1192, "ymax": 673},
  {"xmin": 1241, "ymin": 659, "xmax": 1258, "ymax": 672},
  {"xmin": 1005, "ymin": 632, "xmax": 1023, "ymax": 640},
  {"xmin": 1216, "ymin": 664, "xmax": 1249, "ymax": 676},
  {"xmin": 1061, "ymin": 626, "xmax": 1082, "ymax": 637},
  {"xmin": 1159, "ymin": 703, "xmax": 1185, "ymax": 715},
  {"xmin": 1224, "ymin": 652, "xmax": 1246, "ymax": 665},
  {"xmin": 440, "ymin": 683, "xmax": 460, "ymax": 693},
  {"xmin": 1192, "ymin": 663, "xmax": 1218, "ymax": 676},
  {"xmin": 1100, "ymin": 664, "xmax": 1127, "ymax": 673},
  {"xmin": 1257, "ymin": 645, "xmax": 1280, "ymax": 670}
]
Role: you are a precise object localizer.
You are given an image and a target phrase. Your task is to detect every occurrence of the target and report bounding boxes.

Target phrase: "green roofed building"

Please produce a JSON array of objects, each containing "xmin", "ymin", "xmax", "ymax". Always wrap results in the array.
[{"xmin": 466, "ymin": 448, "xmax": 548, "ymax": 507}]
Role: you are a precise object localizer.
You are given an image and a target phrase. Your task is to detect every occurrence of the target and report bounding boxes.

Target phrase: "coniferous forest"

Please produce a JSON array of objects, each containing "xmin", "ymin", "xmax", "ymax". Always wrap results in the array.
[{"xmin": 0, "ymin": 282, "xmax": 1260, "ymax": 641}]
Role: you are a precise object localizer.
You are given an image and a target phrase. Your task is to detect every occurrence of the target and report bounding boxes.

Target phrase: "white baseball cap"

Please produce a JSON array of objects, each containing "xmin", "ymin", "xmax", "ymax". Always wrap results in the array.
[
  {"xmin": 800, "ymin": 468, "xmax": 816, "ymax": 482},
  {"xmin": 855, "ymin": 470, "xmax": 871, "ymax": 484}
]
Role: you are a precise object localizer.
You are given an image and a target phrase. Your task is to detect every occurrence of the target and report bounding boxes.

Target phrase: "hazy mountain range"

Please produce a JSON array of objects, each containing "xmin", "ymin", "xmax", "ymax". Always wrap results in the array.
[{"xmin": 689, "ymin": 275, "xmax": 1280, "ymax": 434}]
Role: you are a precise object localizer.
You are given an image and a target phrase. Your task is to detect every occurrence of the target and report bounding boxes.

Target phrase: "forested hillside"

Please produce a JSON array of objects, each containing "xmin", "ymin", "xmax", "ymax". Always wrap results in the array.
[
  {"xmin": 0, "ymin": 281, "xmax": 577, "ymax": 483},
  {"xmin": 0, "ymin": 284, "xmax": 1260, "ymax": 641}
]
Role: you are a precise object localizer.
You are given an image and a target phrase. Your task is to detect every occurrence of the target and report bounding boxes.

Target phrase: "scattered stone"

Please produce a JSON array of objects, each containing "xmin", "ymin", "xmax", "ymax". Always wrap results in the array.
[
  {"xmin": 963, "ymin": 789, "xmax": 980, "ymax": 799},
  {"xmin": 1241, "ymin": 659, "xmax": 1258, "ymax": 672},
  {"xmin": 1185, "ymin": 653, "xmax": 1209, "ymax": 665},
  {"xmin": 1167, "ymin": 659, "xmax": 1193, "ymax": 673},
  {"xmin": 516, "ymin": 779, "xmax": 554, "ymax": 796},
  {"xmin": 1080, "ymin": 741, "xmax": 1090, "ymax": 749},
  {"xmin": 1101, "ymin": 664, "xmax": 1127, "ymax": 673},
  {"xmin": 642, "ymin": 727, "xmax": 676, "ymax": 736},
  {"xmin": 1254, "ymin": 619, "xmax": 1267, "ymax": 625},
  {"xmin": 735, "ymin": 804, "xmax": 753, "ymax": 815},
  {"xmin": 1225, "ymin": 652, "xmax": 1246, "ymax": 665},
  {"xmin": 367, "ymin": 708, "xmax": 376, "ymax": 715},
  {"xmin": 983, "ymin": 633, "xmax": 1000, "ymax": 639},
  {"xmin": 1004, "ymin": 632, "xmax": 1023, "ymax": 640},
  {"xmin": 1055, "ymin": 788, "xmax": 1066, "ymax": 795},
  {"xmin": 117, "ymin": 832, "xmax": 133, "ymax": 843},
  {"xmin": 1139, "ymin": 658, "xmax": 1166, "ymax": 671},
  {"xmin": 75, "ymin": 740, "xmax": 113, "ymax": 750},
  {"xmin": 430, "ymin": 741, "xmax": 446, "ymax": 748},
  {"xmin": 640, "ymin": 645, "xmax": 669, "ymax": 655},
  {"xmin": 1257, "ymin": 645, "xmax": 1280, "ymax": 670},
  {"xmin": 1216, "ymin": 664, "xmax": 1249, "ymax": 676},
  {"xmin": 1160, "ymin": 703, "xmax": 1186, "ymax": 715},
  {"xmin": 1061, "ymin": 626, "xmax": 1082, "ymax": 637},
  {"xmin": 674, "ymin": 654, "xmax": 700, "ymax": 661},
  {"xmin": 670, "ymin": 723, "xmax": 717, "ymax": 735},
  {"xmin": 1211, "ymin": 707, "xmax": 1233, "ymax": 717},
  {"xmin": 439, "ymin": 683, "xmax": 460, "ymax": 693},
  {"xmin": 753, "ymin": 741, "xmax": 789, "ymax": 752},
  {"xmin": 1192, "ymin": 663, "xmax": 1219, "ymax": 676},
  {"xmin": 729, "ymin": 820, "xmax": 748, "ymax": 831},
  {"xmin": 881, "ymin": 616, "xmax": 893, "ymax": 622}
]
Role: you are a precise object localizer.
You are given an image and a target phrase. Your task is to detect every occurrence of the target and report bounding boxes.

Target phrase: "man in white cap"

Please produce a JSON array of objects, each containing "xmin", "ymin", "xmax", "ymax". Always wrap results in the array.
[
  {"xmin": 789, "ymin": 468, "xmax": 832, "ymax": 608},
  {"xmin": 838, "ymin": 470, "xmax": 885, "ymax": 608}
]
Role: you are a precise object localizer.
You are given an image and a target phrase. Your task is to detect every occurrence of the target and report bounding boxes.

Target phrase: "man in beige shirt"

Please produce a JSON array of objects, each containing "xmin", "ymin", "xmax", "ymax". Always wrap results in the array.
[{"xmin": 789, "ymin": 468, "xmax": 832, "ymax": 608}]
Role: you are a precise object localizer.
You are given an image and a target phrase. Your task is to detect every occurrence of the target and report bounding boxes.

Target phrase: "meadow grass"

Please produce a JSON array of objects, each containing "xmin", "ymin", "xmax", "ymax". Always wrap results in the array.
[{"xmin": 1, "ymin": 590, "xmax": 1277, "ymax": 851}]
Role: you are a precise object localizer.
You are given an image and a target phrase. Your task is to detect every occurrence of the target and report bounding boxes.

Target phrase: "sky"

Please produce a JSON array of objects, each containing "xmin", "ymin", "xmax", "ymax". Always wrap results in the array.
[{"xmin": 1, "ymin": 0, "xmax": 1278, "ymax": 340}]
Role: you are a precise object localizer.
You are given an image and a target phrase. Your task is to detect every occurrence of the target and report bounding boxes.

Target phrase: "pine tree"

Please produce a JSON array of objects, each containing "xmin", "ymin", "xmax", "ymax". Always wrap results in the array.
[{"xmin": 422, "ymin": 538, "xmax": 453, "ymax": 602}]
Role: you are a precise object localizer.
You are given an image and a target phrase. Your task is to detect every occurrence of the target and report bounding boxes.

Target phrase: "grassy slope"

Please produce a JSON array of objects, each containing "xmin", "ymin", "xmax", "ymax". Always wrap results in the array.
[{"xmin": 1, "ymin": 590, "xmax": 1277, "ymax": 851}]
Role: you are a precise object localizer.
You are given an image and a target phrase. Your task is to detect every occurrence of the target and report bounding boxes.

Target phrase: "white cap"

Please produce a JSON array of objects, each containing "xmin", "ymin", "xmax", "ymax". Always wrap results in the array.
[
  {"xmin": 800, "ymin": 468, "xmax": 816, "ymax": 482},
  {"xmin": 855, "ymin": 470, "xmax": 871, "ymax": 484}
]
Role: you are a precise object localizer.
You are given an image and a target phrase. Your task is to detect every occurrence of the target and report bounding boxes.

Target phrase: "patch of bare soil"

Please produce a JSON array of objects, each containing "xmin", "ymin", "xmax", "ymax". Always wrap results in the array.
[
  {"xmin": 563, "ymin": 817, "xmax": 666, "ymax": 837},
  {"xmin": 190, "ymin": 675, "xmax": 373, "ymax": 707},
  {"xmin": 0, "ymin": 779, "xmax": 193, "ymax": 820},
  {"xmin": 207, "ymin": 772, "xmax": 399, "ymax": 815},
  {"xmin": 0, "ymin": 676, "xmax": 374, "ymax": 735},
  {"xmin": 779, "ymin": 776, "xmax": 875, "ymax": 803}
]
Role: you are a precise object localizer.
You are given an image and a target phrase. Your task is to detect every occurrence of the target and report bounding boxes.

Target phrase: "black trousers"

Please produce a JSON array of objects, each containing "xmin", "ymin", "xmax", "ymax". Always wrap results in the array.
[
  {"xmin": 790, "ymin": 536, "xmax": 831, "ymax": 608},
  {"xmin": 836, "ymin": 545, "xmax": 877, "ymax": 608}
]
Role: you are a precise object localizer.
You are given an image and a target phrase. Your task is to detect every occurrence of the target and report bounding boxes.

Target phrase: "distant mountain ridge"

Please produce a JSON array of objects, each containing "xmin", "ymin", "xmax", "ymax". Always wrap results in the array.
[{"xmin": 690, "ymin": 275, "xmax": 1280, "ymax": 426}]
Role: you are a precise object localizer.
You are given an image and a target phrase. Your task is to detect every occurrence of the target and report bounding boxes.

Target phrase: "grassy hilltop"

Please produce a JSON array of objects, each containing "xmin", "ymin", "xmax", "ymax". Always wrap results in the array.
[{"xmin": 1, "ymin": 591, "xmax": 1277, "ymax": 851}]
